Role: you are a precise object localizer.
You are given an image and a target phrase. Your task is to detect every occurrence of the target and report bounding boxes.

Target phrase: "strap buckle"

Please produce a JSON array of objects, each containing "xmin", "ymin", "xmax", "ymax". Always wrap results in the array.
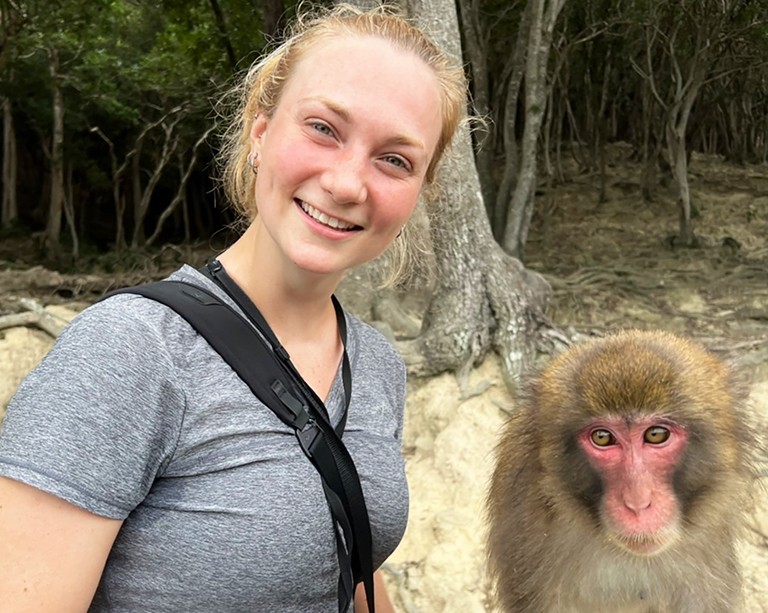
[
  {"xmin": 271, "ymin": 380, "xmax": 309, "ymax": 429},
  {"xmin": 296, "ymin": 419, "xmax": 321, "ymax": 453}
]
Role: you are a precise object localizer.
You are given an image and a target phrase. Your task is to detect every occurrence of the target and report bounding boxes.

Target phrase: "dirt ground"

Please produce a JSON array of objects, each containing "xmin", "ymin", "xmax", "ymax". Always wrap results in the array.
[{"xmin": 1, "ymin": 146, "xmax": 766, "ymax": 610}]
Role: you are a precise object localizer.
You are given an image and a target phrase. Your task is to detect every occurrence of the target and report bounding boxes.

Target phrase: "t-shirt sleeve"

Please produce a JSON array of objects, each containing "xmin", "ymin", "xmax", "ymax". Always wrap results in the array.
[
  {"xmin": 347, "ymin": 317, "xmax": 407, "ymax": 441},
  {"xmin": 0, "ymin": 297, "xmax": 186, "ymax": 519},
  {"xmin": 390, "ymin": 349, "xmax": 407, "ymax": 442}
]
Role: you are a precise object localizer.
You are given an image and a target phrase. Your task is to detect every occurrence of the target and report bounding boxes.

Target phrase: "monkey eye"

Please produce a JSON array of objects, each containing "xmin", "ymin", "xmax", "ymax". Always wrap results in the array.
[
  {"xmin": 644, "ymin": 426, "xmax": 670, "ymax": 444},
  {"xmin": 590, "ymin": 429, "xmax": 616, "ymax": 447}
]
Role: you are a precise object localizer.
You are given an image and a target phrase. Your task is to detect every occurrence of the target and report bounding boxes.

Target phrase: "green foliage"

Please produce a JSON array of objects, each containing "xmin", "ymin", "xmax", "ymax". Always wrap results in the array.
[
  {"xmin": 2, "ymin": 0, "xmax": 271, "ymax": 246},
  {"xmin": 5, "ymin": 0, "xmax": 767, "ymax": 252}
]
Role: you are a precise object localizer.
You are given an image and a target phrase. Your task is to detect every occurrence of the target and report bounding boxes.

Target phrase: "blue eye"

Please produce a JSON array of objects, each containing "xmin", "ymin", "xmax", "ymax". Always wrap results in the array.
[
  {"xmin": 311, "ymin": 122, "xmax": 333, "ymax": 136},
  {"xmin": 383, "ymin": 155, "xmax": 410, "ymax": 171}
]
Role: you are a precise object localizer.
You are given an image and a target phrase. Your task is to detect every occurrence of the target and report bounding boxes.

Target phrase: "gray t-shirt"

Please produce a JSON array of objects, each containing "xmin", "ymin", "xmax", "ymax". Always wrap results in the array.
[{"xmin": 0, "ymin": 266, "xmax": 409, "ymax": 612}]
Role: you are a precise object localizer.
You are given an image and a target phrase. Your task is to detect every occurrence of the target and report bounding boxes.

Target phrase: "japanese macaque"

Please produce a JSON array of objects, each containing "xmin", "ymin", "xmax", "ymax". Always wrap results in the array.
[{"xmin": 487, "ymin": 330, "xmax": 756, "ymax": 613}]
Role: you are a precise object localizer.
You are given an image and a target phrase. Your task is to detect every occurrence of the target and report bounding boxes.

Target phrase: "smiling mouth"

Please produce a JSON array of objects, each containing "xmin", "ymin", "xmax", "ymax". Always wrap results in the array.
[{"xmin": 297, "ymin": 200, "xmax": 360, "ymax": 231}]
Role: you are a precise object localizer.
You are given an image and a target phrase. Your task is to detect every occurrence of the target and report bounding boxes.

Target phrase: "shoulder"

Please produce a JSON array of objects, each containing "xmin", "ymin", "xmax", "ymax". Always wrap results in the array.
[
  {"xmin": 67, "ymin": 265, "xmax": 219, "ymax": 362},
  {"xmin": 14, "ymin": 266, "xmax": 218, "ymax": 401},
  {"xmin": 0, "ymin": 270, "xmax": 210, "ymax": 517},
  {"xmin": 345, "ymin": 313, "xmax": 405, "ymax": 373},
  {"xmin": 344, "ymin": 312, "xmax": 407, "ymax": 417}
]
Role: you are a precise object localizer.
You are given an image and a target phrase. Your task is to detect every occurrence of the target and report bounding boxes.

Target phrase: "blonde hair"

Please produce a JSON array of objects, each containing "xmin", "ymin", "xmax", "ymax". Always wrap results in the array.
[{"xmin": 217, "ymin": 2, "xmax": 467, "ymax": 284}]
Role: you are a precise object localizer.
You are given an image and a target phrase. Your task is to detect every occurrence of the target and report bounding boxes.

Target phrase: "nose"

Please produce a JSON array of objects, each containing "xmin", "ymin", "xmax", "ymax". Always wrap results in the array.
[
  {"xmin": 621, "ymin": 454, "xmax": 653, "ymax": 515},
  {"xmin": 320, "ymin": 151, "xmax": 368, "ymax": 205},
  {"xmin": 622, "ymin": 487, "xmax": 652, "ymax": 515}
]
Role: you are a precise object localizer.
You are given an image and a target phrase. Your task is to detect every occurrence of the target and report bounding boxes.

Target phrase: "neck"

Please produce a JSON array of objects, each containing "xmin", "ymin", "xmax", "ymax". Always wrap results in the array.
[{"xmin": 216, "ymin": 222, "xmax": 341, "ymax": 344}]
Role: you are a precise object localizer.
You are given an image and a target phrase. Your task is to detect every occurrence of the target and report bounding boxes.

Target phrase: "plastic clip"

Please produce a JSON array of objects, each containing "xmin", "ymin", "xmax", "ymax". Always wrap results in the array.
[
  {"xmin": 296, "ymin": 419, "xmax": 320, "ymax": 453},
  {"xmin": 271, "ymin": 380, "xmax": 309, "ymax": 429}
]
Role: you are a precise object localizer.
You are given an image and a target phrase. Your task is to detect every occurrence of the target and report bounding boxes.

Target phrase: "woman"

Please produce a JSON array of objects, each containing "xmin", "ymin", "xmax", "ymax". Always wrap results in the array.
[{"xmin": 0, "ymin": 4, "xmax": 467, "ymax": 611}]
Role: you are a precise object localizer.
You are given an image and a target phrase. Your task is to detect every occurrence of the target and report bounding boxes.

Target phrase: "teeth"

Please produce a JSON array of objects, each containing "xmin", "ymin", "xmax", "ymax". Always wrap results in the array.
[{"xmin": 300, "ymin": 201, "xmax": 355, "ymax": 231}]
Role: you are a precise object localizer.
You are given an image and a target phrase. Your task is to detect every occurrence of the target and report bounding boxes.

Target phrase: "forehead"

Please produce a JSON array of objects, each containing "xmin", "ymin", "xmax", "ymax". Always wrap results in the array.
[
  {"xmin": 288, "ymin": 34, "xmax": 433, "ymax": 87},
  {"xmin": 279, "ymin": 35, "xmax": 443, "ymax": 149}
]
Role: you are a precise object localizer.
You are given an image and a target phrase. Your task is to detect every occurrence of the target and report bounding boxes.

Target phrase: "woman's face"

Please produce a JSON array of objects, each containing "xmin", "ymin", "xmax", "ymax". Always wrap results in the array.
[{"xmin": 249, "ymin": 35, "xmax": 443, "ymax": 282}]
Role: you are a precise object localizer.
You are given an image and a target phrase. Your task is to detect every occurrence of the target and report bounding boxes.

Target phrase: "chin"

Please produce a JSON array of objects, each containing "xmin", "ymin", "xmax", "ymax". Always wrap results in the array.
[{"xmin": 292, "ymin": 260, "xmax": 352, "ymax": 281}]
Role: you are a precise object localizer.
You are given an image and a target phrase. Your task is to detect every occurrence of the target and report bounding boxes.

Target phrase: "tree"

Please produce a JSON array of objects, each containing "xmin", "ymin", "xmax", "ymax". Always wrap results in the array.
[
  {"xmin": 1, "ymin": 92, "xmax": 17, "ymax": 227},
  {"xmin": 345, "ymin": 0, "xmax": 550, "ymax": 387},
  {"xmin": 2, "ymin": 0, "xmax": 250, "ymax": 254},
  {"xmin": 630, "ymin": 0, "xmax": 765, "ymax": 246},
  {"xmin": 4, "ymin": 0, "xmax": 115, "ymax": 256},
  {"xmin": 491, "ymin": 0, "xmax": 533, "ymax": 242},
  {"xmin": 0, "ymin": 0, "xmax": 24, "ymax": 228},
  {"xmin": 44, "ymin": 45, "xmax": 65, "ymax": 256},
  {"xmin": 455, "ymin": 0, "xmax": 496, "ymax": 215},
  {"xmin": 501, "ymin": 0, "xmax": 568, "ymax": 260}
]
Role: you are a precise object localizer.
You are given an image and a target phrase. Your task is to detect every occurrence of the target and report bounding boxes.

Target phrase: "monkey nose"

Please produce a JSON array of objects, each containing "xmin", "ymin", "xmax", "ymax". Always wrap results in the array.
[{"xmin": 622, "ymin": 491, "xmax": 652, "ymax": 515}]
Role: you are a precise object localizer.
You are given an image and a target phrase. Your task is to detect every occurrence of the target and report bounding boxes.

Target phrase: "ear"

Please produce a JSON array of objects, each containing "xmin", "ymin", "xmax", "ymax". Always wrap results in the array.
[{"xmin": 249, "ymin": 114, "xmax": 268, "ymax": 157}]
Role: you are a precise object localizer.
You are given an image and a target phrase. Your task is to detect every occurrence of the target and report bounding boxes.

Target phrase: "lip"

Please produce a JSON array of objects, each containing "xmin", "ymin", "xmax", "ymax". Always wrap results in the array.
[
  {"xmin": 612, "ymin": 532, "xmax": 677, "ymax": 557},
  {"xmin": 295, "ymin": 199, "xmax": 362, "ymax": 235}
]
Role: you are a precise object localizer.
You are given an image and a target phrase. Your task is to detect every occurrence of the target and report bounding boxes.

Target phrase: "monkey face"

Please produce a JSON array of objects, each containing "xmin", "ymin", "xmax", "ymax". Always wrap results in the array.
[
  {"xmin": 534, "ymin": 331, "xmax": 748, "ymax": 556},
  {"xmin": 575, "ymin": 415, "xmax": 687, "ymax": 556},
  {"xmin": 487, "ymin": 329, "xmax": 756, "ymax": 613}
]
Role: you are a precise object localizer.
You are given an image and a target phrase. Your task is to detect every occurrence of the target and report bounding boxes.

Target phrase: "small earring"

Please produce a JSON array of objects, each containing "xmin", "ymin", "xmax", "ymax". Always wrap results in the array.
[
  {"xmin": 397, "ymin": 226, "xmax": 404, "ymax": 239},
  {"xmin": 247, "ymin": 152, "xmax": 259, "ymax": 175}
]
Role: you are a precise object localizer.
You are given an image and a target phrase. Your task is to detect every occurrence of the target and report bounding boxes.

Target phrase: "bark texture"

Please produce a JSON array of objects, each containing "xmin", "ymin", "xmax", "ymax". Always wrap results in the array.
[
  {"xmin": 502, "ymin": 0, "xmax": 568, "ymax": 261},
  {"xmin": 45, "ymin": 47, "xmax": 64, "ymax": 255},
  {"xmin": 401, "ymin": 0, "xmax": 551, "ymax": 387},
  {"xmin": 2, "ymin": 95, "xmax": 17, "ymax": 227}
]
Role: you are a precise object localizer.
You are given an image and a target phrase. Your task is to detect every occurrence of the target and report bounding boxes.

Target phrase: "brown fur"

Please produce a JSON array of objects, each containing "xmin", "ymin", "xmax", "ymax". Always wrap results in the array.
[{"xmin": 486, "ymin": 330, "xmax": 756, "ymax": 613}]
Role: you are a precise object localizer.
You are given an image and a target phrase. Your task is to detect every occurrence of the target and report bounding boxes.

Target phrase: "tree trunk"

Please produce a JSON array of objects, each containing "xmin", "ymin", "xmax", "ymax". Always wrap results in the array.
[
  {"xmin": 131, "ymin": 141, "xmax": 144, "ymax": 246},
  {"xmin": 596, "ymin": 55, "xmax": 612, "ymax": 205},
  {"xmin": 45, "ymin": 47, "xmax": 65, "ymax": 257},
  {"xmin": 502, "ymin": 0, "xmax": 567, "ymax": 262},
  {"xmin": 131, "ymin": 113, "xmax": 181, "ymax": 248},
  {"xmin": 456, "ymin": 0, "xmax": 495, "ymax": 215},
  {"xmin": 640, "ymin": 83, "xmax": 657, "ymax": 202},
  {"xmin": 260, "ymin": 0, "xmax": 287, "ymax": 38},
  {"xmin": 664, "ymin": 57, "xmax": 705, "ymax": 247},
  {"xmin": 666, "ymin": 116, "xmax": 695, "ymax": 246},
  {"xmin": 208, "ymin": 0, "xmax": 238, "ymax": 72},
  {"xmin": 492, "ymin": 0, "xmax": 533, "ymax": 241},
  {"xmin": 399, "ymin": 0, "xmax": 551, "ymax": 388},
  {"xmin": 145, "ymin": 124, "xmax": 215, "ymax": 246},
  {"xmin": 63, "ymin": 163, "xmax": 79, "ymax": 260},
  {"xmin": 91, "ymin": 127, "xmax": 127, "ymax": 251},
  {"xmin": 2, "ymin": 94, "xmax": 18, "ymax": 227}
]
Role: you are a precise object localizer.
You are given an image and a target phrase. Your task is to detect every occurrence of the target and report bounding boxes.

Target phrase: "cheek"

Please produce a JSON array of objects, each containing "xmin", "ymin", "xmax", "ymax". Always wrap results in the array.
[
  {"xmin": 672, "ymin": 437, "xmax": 716, "ymax": 517},
  {"xmin": 371, "ymin": 183, "xmax": 422, "ymax": 227},
  {"xmin": 255, "ymin": 147, "xmax": 317, "ymax": 216},
  {"xmin": 260, "ymin": 120, "xmax": 321, "ymax": 183},
  {"xmin": 269, "ymin": 141, "xmax": 314, "ymax": 186},
  {"xmin": 560, "ymin": 432, "xmax": 604, "ymax": 522}
]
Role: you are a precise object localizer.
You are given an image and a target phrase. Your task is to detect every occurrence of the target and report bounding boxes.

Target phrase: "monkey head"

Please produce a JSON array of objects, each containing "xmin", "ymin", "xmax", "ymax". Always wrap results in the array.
[
  {"xmin": 487, "ymin": 329, "xmax": 758, "ymax": 612},
  {"xmin": 531, "ymin": 329, "xmax": 751, "ymax": 557}
]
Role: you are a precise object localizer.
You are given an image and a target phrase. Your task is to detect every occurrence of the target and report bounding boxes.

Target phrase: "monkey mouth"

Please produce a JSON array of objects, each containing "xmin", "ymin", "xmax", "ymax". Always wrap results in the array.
[{"xmin": 611, "ymin": 531, "xmax": 679, "ymax": 557}]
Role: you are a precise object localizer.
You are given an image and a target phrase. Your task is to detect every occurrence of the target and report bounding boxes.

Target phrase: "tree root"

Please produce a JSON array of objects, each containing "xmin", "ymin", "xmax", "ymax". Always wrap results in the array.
[{"xmin": 0, "ymin": 298, "xmax": 67, "ymax": 338}]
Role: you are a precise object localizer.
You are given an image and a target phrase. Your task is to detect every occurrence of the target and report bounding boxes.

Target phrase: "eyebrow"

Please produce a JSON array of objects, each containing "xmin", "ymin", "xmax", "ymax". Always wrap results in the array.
[{"xmin": 308, "ymin": 96, "xmax": 428, "ymax": 153}]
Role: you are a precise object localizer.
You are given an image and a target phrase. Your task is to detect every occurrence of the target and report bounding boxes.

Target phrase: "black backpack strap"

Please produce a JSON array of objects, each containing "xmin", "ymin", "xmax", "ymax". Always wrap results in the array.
[
  {"xmin": 201, "ymin": 260, "xmax": 353, "ymax": 438},
  {"xmin": 105, "ymin": 280, "xmax": 374, "ymax": 613},
  {"xmin": 199, "ymin": 261, "xmax": 375, "ymax": 610}
]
